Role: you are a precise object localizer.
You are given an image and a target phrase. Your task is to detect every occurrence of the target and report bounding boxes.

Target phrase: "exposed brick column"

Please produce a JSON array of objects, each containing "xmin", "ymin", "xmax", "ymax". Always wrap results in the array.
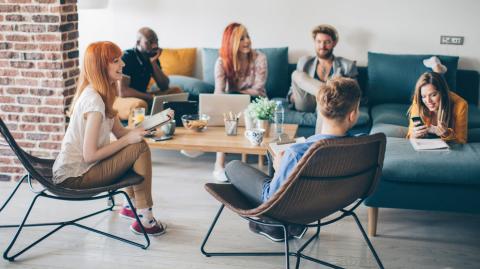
[{"xmin": 0, "ymin": 0, "xmax": 79, "ymax": 181}]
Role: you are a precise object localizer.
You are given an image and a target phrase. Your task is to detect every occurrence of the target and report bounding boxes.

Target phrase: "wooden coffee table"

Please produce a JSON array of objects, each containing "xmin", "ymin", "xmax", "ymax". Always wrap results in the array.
[{"xmin": 147, "ymin": 124, "xmax": 298, "ymax": 167}]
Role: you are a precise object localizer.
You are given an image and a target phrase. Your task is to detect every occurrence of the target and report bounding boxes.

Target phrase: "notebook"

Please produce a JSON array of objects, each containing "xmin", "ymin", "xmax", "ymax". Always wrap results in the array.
[
  {"xmin": 199, "ymin": 94, "xmax": 250, "ymax": 126},
  {"xmin": 141, "ymin": 108, "xmax": 172, "ymax": 131},
  {"xmin": 268, "ymin": 137, "xmax": 306, "ymax": 157},
  {"xmin": 409, "ymin": 138, "xmax": 449, "ymax": 151},
  {"xmin": 150, "ymin": 93, "xmax": 189, "ymax": 116},
  {"xmin": 163, "ymin": 101, "xmax": 198, "ymax": 126}
]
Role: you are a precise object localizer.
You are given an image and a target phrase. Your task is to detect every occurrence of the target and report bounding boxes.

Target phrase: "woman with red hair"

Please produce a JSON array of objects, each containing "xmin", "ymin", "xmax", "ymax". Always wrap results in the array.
[
  {"xmin": 213, "ymin": 23, "xmax": 268, "ymax": 181},
  {"xmin": 53, "ymin": 41, "xmax": 171, "ymax": 236}
]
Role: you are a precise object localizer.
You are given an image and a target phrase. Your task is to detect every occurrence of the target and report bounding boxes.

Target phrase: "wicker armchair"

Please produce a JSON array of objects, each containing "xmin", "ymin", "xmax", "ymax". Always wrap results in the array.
[{"xmin": 201, "ymin": 133, "xmax": 387, "ymax": 269}]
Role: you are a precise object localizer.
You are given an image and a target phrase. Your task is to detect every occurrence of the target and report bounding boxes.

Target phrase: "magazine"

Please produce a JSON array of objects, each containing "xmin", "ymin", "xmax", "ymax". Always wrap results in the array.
[
  {"xmin": 268, "ymin": 137, "xmax": 306, "ymax": 157},
  {"xmin": 409, "ymin": 138, "xmax": 449, "ymax": 151},
  {"xmin": 141, "ymin": 108, "xmax": 172, "ymax": 131}
]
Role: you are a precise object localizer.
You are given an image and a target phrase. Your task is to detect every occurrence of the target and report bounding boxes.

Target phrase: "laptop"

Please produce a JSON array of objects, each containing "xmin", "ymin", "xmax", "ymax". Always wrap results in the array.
[
  {"xmin": 150, "ymin": 93, "xmax": 189, "ymax": 116},
  {"xmin": 199, "ymin": 94, "xmax": 250, "ymax": 126},
  {"xmin": 163, "ymin": 101, "xmax": 198, "ymax": 126}
]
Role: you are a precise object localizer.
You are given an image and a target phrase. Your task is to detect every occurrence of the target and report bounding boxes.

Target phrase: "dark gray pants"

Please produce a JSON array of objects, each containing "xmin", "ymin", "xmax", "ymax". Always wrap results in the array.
[{"xmin": 225, "ymin": 160, "xmax": 271, "ymax": 206}]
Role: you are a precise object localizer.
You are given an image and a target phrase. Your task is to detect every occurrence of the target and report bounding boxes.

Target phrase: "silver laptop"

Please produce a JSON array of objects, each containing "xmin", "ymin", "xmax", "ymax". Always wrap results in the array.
[
  {"xmin": 199, "ymin": 94, "xmax": 250, "ymax": 126},
  {"xmin": 150, "ymin": 93, "xmax": 189, "ymax": 115}
]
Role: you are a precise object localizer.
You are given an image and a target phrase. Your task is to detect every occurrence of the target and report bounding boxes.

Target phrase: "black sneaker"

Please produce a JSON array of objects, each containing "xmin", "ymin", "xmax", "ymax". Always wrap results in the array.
[
  {"xmin": 288, "ymin": 224, "xmax": 308, "ymax": 239},
  {"xmin": 249, "ymin": 221, "xmax": 285, "ymax": 242}
]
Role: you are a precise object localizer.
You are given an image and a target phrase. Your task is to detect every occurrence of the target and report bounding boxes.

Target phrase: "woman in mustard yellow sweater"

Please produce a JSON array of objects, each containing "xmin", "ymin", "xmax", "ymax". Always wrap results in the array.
[{"xmin": 407, "ymin": 72, "xmax": 468, "ymax": 144}]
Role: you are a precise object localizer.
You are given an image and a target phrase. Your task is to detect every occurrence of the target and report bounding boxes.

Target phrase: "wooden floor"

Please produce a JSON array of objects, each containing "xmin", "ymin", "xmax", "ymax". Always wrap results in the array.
[{"xmin": 1, "ymin": 149, "xmax": 479, "ymax": 269}]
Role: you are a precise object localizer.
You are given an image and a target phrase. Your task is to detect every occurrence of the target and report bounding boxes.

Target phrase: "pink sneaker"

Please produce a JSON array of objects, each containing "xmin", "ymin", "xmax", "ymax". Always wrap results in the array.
[
  {"xmin": 130, "ymin": 220, "xmax": 167, "ymax": 236},
  {"xmin": 118, "ymin": 206, "xmax": 136, "ymax": 220}
]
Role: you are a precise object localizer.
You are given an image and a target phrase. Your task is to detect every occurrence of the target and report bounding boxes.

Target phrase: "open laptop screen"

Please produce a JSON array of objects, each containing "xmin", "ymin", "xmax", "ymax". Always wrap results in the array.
[
  {"xmin": 199, "ymin": 94, "xmax": 250, "ymax": 126},
  {"xmin": 163, "ymin": 101, "xmax": 198, "ymax": 126},
  {"xmin": 150, "ymin": 93, "xmax": 189, "ymax": 115}
]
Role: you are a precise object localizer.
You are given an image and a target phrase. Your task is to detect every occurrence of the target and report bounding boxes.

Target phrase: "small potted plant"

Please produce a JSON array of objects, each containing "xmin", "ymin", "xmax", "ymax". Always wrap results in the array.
[{"xmin": 249, "ymin": 97, "xmax": 275, "ymax": 136}]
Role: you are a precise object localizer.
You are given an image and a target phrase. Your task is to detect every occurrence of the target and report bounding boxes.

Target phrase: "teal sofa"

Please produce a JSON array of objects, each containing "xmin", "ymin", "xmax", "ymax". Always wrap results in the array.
[
  {"xmin": 170, "ymin": 49, "xmax": 480, "ymax": 137},
  {"xmin": 170, "ymin": 49, "xmax": 480, "ymax": 236},
  {"xmin": 170, "ymin": 47, "xmax": 372, "ymax": 136},
  {"xmin": 361, "ymin": 52, "xmax": 480, "ymax": 236}
]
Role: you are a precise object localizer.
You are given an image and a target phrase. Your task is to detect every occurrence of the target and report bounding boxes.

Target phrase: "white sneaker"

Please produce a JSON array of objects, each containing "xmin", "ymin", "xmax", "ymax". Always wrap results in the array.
[
  {"xmin": 213, "ymin": 168, "xmax": 229, "ymax": 182},
  {"xmin": 180, "ymin": 150, "xmax": 204, "ymax": 158},
  {"xmin": 423, "ymin": 56, "xmax": 447, "ymax": 74}
]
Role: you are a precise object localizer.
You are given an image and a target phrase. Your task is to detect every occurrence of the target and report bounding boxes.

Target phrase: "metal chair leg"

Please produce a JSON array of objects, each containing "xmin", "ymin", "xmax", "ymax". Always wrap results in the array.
[
  {"xmin": 107, "ymin": 191, "xmax": 116, "ymax": 208},
  {"xmin": 0, "ymin": 174, "xmax": 27, "ymax": 213},
  {"xmin": 351, "ymin": 212, "xmax": 384, "ymax": 269},
  {"xmin": 295, "ymin": 220, "xmax": 321, "ymax": 269},
  {"xmin": 200, "ymin": 204, "xmax": 224, "ymax": 257},
  {"xmin": 282, "ymin": 225, "xmax": 291, "ymax": 269},
  {"xmin": 295, "ymin": 255, "xmax": 301, "ymax": 269},
  {"xmin": 3, "ymin": 191, "xmax": 150, "ymax": 261},
  {"xmin": 3, "ymin": 193, "xmax": 41, "ymax": 261},
  {"xmin": 201, "ymin": 204, "xmax": 291, "ymax": 268}
]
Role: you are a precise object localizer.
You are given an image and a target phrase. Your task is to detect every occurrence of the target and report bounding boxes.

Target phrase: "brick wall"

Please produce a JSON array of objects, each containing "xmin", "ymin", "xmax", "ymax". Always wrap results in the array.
[{"xmin": 0, "ymin": 0, "xmax": 79, "ymax": 181}]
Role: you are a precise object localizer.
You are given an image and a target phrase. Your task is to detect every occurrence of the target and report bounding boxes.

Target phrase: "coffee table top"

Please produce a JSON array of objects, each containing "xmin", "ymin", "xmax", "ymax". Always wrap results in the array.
[{"xmin": 147, "ymin": 124, "xmax": 298, "ymax": 155}]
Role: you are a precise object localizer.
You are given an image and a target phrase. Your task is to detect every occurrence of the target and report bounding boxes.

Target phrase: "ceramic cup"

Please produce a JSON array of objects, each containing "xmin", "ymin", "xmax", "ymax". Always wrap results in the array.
[
  {"xmin": 161, "ymin": 120, "xmax": 176, "ymax": 136},
  {"xmin": 245, "ymin": 128, "xmax": 265, "ymax": 146}
]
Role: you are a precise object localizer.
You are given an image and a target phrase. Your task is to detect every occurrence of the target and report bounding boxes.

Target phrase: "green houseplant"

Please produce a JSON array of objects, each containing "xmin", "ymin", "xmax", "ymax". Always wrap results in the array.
[{"xmin": 248, "ymin": 97, "xmax": 275, "ymax": 136}]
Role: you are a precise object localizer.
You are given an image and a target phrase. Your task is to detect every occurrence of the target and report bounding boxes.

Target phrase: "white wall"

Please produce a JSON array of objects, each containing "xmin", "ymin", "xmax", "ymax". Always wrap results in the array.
[{"xmin": 79, "ymin": 0, "xmax": 480, "ymax": 75}]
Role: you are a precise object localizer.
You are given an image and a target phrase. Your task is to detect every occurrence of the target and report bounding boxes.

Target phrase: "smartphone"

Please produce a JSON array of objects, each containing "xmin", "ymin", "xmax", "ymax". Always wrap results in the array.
[
  {"xmin": 153, "ymin": 135, "xmax": 172, "ymax": 142},
  {"xmin": 144, "ymin": 130, "xmax": 157, "ymax": 138},
  {"xmin": 411, "ymin": 116, "xmax": 424, "ymax": 126}
]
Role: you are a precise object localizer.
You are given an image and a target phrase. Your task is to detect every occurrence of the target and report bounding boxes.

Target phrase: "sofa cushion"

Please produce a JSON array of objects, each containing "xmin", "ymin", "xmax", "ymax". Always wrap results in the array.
[
  {"xmin": 202, "ymin": 48, "xmax": 218, "ymax": 85},
  {"xmin": 160, "ymin": 48, "xmax": 196, "ymax": 76},
  {"xmin": 357, "ymin": 106, "xmax": 371, "ymax": 127},
  {"xmin": 284, "ymin": 108, "xmax": 317, "ymax": 127},
  {"xmin": 456, "ymin": 69, "xmax": 479, "ymax": 104},
  {"xmin": 468, "ymin": 128, "xmax": 480, "ymax": 143},
  {"xmin": 468, "ymin": 106, "xmax": 480, "ymax": 129},
  {"xmin": 169, "ymin": 75, "xmax": 214, "ymax": 98},
  {"xmin": 371, "ymin": 104, "xmax": 410, "ymax": 126},
  {"xmin": 370, "ymin": 123, "xmax": 408, "ymax": 138},
  {"xmin": 201, "ymin": 47, "xmax": 289, "ymax": 98},
  {"xmin": 382, "ymin": 137, "xmax": 480, "ymax": 185},
  {"xmin": 283, "ymin": 106, "xmax": 370, "ymax": 128},
  {"xmin": 367, "ymin": 52, "xmax": 459, "ymax": 105}
]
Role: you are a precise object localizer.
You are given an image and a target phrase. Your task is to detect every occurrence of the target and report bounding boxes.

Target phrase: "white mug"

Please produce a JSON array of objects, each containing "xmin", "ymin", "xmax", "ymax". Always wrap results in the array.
[{"xmin": 245, "ymin": 128, "xmax": 265, "ymax": 146}]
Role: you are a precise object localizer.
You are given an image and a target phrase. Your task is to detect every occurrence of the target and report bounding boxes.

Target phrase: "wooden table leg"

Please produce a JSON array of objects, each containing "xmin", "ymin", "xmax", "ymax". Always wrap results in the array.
[
  {"xmin": 241, "ymin": 153, "xmax": 247, "ymax": 163},
  {"xmin": 258, "ymin": 155, "xmax": 264, "ymax": 168},
  {"xmin": 368, "ymin": 207, "xmax": 378, "ymax": 237}
]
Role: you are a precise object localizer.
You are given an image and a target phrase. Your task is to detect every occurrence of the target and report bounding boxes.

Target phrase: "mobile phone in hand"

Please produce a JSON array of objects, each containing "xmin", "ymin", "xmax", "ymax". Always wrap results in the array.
[{"xmin": 411, "ymin": 116, "xmax": 424, "ymax": 126}]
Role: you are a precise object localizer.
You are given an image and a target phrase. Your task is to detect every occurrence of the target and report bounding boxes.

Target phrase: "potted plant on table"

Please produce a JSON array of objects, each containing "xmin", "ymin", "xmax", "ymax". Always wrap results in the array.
[{"xmin": 248, "ymin": 97, "xmax": 275, "ymax": 136}]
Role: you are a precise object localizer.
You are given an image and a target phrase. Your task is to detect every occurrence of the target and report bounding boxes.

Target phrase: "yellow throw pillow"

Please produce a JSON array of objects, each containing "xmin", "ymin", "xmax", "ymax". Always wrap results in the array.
[{"xmin": 159, "ymin": 48, "xmax": 196, "ymax": 76}]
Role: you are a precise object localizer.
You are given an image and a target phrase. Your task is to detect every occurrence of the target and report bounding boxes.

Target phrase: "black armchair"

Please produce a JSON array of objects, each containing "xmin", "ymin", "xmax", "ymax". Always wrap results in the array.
[{"xmin": 0, "ymin": 118, "xmax": 150, "ymax": 261}]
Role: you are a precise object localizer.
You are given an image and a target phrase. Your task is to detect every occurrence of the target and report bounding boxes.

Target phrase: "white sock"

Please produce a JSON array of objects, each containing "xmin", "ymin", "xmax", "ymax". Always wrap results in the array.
[
  {"xmin": 123, "ymin": 197, "xmax": 135, "ymax": 209},
  {"xmin": 137, "ymin": 208, "xmax": 156, "ymax": 228},
  {"xmin": 180, "ymin": 150, "xmax": 204, "ymax": 158},
  {"xmin": 423, "ymin": 56, "xmax": 447, "ymax": 74}
]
